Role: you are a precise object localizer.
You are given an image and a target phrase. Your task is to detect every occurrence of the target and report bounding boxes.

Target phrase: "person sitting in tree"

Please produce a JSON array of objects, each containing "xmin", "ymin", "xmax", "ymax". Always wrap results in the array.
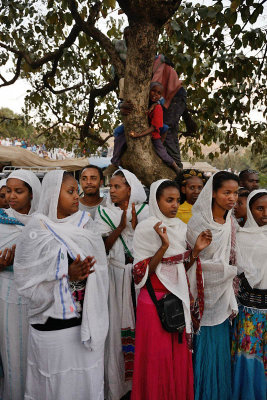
[{"xmin": 130, "ymin": 82, "xmax": 182, "ymax": 176}]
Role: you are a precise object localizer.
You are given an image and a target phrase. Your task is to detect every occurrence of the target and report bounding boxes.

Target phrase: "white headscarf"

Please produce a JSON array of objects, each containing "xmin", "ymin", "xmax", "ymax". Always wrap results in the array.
[
  {"xmin": 187, "ymin": 172, "xmax": 238, "ymax": 326},
  {"xmin": 14, "ymin": 170, "xmax": 109, "ymax": 351},
  {"xmin": 38, "ymin": 169, "xmax": 67, "ymax": 222},
  {"xmin": 0, "ymin": 178, "xmax": 6, "ymax": 190},
  {"xmin": 0, "ymin": 170, "xmax": 41, "ymax": 304},
  {"xmin": 95, "ymin": 168, "xmax": 149, "ymax": 262},
  {"xmin": 105, "ymin": 168, "xmax": 147, "ymax": 210},
  {"xmin": 133, "ymin": 179, "xmax": 194, "ymax": 334},
  {"xmin": 236, "ymin": 189, "xmax": 267, "ymax": 290},
  {"xmin": 1, "ymin": 169, "xmax": 41, "ymax": 250},
  {"xmin": 7, "ymin": 169, "xmax": 41, "ymax": 215}
]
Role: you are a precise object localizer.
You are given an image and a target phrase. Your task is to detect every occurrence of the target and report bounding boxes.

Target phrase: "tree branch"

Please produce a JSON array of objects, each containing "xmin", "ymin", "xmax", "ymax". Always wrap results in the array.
[
  {"xmin": 0, "ymin": 115, "xmax": 23, "ymax": 124},
  {"xmin": 68, "ymin": 0, "xmax": 125, "ymax": 77},
  {"xmin": 117, "ymin": 0, "xmax": 181, "ymax": 26},
  {"xmin": 0, "ymin": 24, "xmax": 81, "ymax": 70},
  {"xmin": 257, "ymin": 43, "xmax": 267, "ymax": 78},
  {"xmin": 0, "ymin": 55, "xmax": 22, "ymax": 87},
  {"xmin": 80, "ymin": 77, "xmax": 119, "ymax": 141}
]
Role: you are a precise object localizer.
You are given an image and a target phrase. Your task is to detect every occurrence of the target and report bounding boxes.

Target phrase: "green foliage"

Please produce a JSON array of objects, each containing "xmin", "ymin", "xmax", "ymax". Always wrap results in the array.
[
  {"xmin": 0, "ymin": 107, "xmax": 36, "ymax": 141},
  {"xmin": 207, "ymin": 145, "xmax": 267, "ymax": 187},
  {"xmin": 160, "ymin": 0, "xmax": 267, "ymax": 161},
  {"xmin": 0, "ymin": 0, "xmax": 266, "ymax": 157}
]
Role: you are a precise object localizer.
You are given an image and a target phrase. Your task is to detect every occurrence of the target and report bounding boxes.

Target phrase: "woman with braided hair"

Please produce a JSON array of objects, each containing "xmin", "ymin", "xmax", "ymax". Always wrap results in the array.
[{"xmin": 176, "ymin": 169, "xmax": 206, "ymax": 224}]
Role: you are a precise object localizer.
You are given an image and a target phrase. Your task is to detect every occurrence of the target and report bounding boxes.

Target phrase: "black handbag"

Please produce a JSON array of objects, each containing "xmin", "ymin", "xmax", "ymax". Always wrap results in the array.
[{"xmin": 146, "ymin": 277, "xmax": 185, "ymax": 342}]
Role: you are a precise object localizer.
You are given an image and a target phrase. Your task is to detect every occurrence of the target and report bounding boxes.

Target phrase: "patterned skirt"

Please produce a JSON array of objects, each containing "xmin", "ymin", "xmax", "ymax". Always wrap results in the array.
[{"xmin": 231, "ymin": 304, "xmax": 266, "ymax": 400}]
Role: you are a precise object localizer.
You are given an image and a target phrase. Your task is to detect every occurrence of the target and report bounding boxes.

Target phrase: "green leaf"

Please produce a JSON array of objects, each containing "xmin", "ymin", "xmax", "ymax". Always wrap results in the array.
[{"xmin": 230, "ymin": 0, "xmax": 240, "ymax": 12}]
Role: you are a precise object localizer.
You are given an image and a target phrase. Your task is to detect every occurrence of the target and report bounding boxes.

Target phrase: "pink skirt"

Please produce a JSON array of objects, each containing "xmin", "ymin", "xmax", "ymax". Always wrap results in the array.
[{"xmin": 131, "ymin": 288, "xmax": 194, "ymax": 400}]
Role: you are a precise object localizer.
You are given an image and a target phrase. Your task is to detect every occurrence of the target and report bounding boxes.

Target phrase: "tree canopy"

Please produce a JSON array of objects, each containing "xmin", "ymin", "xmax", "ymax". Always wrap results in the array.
[
  {"xmin": 0, "ymin": 0, "xmax": 266, "ymax": 180},
  {"xmin": 0, "ymin": 107, "xmax": 35, "ymax": 140}
]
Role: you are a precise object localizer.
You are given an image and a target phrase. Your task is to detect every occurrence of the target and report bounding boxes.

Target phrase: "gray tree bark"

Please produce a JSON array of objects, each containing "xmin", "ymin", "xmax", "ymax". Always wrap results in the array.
[{"xmin": 117, "ymin": 0, "xmax": 182, "ymax": 186}]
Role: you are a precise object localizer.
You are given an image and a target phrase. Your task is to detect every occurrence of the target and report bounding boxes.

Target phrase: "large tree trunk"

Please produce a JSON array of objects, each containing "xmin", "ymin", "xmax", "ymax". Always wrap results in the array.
[{"xmin": 118, "ymin": 0, "xmax": 182, "ymax": 186}]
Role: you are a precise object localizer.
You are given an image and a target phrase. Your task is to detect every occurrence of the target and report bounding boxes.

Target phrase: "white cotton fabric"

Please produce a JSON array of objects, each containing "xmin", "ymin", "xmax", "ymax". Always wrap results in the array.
[
  {"xmin": 14, "ymin": 170, "xmax": 109, "ymax": 351},
  {"xmin": 7, "ymin": 169, "xmax": 41, "ymax": 216},
  {"xmin": 0, "ymin": 169, "xmax": 41, "ymax": 300},
  {"xmin": 94, "ymin": 168, "xmax": 149, "ymax": 400},
  {"xmin": 0, "ymin": 169, "xmax": 41, "ymax": 400},
  {"xmin": 133, "ymin": 179, "xmax": 193, "ymax": 334},
  {"xmin": 236, "ymin": 189, "xmax": 267, "ymax": 289},
  {"xmin": 25, "ymin": 325, "xmax": 105, "ymax": 400},
  {"xmin": 0, "ymin": 178, "xmax": 6, "ymax": 190},
  {"xmin": 187, "ymin": 172, "xmax": 238, "ymax": 326},
  {"xmin": 95, "ymin": 168, "xmax": 149, "ymax": 262}
]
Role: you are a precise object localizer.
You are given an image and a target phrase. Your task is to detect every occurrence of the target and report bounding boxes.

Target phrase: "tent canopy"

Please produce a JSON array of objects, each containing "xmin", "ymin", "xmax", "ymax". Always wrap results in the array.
[{"xmin": 0, "ymin": 145, "xmax": 88, "ymax": 171}]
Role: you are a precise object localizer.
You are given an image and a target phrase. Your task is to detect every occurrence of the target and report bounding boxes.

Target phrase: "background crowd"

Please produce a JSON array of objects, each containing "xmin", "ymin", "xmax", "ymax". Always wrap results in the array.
[{"xmin": 0, "ymin": 137, "xmax": 75, "ymax": 160}]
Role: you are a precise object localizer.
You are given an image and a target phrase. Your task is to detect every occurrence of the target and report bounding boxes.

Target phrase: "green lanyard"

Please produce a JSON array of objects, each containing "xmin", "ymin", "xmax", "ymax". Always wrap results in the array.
[{"xmin": 98, "ymin": 203, "xmax": 146, "ymax": 259}]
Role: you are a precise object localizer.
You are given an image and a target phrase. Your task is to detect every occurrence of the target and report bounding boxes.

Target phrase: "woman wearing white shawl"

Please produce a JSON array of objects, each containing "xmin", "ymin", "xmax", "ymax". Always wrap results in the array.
[
  {"xmin": 0, "ymin": 169, "xmax": 41, "ymax": 400},
  {"xmin": 0, "ymin": 179, "xmax": 8, "ymax": 209},
  {"xmin": 231, "ymin": 189, "xmax": 267, "ymax": 400},
  {"xmin": 131, "ymin": 179, "xmax": 212, "ymax": 400},
  {"xmin": 94, "ymin": 168, "xmax": 149, "ymax": 400},
  {"xmin": 187, "ymin": 171, "xmax": 239, "ymax": 400},
  {"xmin": 13, "ymin": 170, "xmax": 109, "ymax": 400}
]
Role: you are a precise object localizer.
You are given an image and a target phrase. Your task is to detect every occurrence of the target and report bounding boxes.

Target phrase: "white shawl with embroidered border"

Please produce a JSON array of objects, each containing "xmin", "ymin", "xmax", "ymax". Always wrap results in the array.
[
  {"xmin": 133, "ymin": 179, "xmax": 197, "ymax": 334},
  {"xmin": 187, "ymin": 172, "xmax": 238, "ymax": 326}
]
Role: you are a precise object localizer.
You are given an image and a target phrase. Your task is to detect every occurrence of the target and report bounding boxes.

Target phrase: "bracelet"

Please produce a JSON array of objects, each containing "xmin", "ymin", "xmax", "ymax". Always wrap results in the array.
[{"xmin": 191, "ymin": 251, "xmax": 198, "ymax": 260}]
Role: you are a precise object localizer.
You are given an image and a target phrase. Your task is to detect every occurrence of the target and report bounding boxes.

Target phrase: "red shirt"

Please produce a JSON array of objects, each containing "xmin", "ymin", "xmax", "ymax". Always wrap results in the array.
[{"xmin": 148, "ymin": 104, "xmax": 163, "ymax": 140}]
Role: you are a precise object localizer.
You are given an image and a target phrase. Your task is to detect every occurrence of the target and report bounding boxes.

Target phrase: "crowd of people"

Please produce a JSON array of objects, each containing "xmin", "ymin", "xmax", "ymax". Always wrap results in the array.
[
  {"xmin": 0, "ymin": 165, "xmax": 265, "ymax": 400},
  {"xmin": 0, "ymin": 137, "xmax": 75, "ymax": 160}
]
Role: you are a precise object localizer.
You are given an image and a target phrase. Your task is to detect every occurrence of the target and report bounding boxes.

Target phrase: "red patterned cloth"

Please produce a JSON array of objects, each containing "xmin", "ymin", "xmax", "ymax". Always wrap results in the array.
[{"xmin": 133, "ymin": 258, "xmax": 151, "ymax": 285}]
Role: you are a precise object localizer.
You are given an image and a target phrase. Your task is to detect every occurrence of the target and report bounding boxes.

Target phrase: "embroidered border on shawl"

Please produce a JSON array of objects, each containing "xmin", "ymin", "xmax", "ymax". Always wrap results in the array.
[
  {"xmin": 77, "ymin": 211, "xmax": 86, "ymax": 227},
  {"xmin": 121, "ymin": 327, "xmax": 135, "ymax": 381},
  {"xmin": 186, "ymin": 256, "xmax": 204, "ymax": 334},
  {"xmin": 161, "ymin": 250, "xmax": 191, "ymax": 265},
  {"xmin": 133, "ymin": 258, "xmax": 151, "ymax": 285}
]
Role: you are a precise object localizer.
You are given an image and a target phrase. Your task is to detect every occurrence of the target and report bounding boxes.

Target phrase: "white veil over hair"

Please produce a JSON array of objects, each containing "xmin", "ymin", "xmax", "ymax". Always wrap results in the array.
[
  {"xmin": 7, "ymin": 169, "xmax": 41, "ymax": 216},
  {"xmin": 0, "ymin": 178, "xmax": 6, "ymax": 190},
  {"xmin": 236, "ymin": 189, "xmax": 267, "ymax": 290},
  {"xmin": 187, "ymin": 172, "xmax": 238, "ymax": 326},
  {"xmin": 1, "ymin": 169, "xmax": 41, "ymax": 257},
  {"xmin": 14, "ymin": 170, "xmax": 109, "ymax": 351},
  {"xmin": 95, "ymin": 168, "xmax": 149, "ymax": 262},
  {"xmin": 133, "ymin": 179, "xmax": 195, "ymax": 335}
]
